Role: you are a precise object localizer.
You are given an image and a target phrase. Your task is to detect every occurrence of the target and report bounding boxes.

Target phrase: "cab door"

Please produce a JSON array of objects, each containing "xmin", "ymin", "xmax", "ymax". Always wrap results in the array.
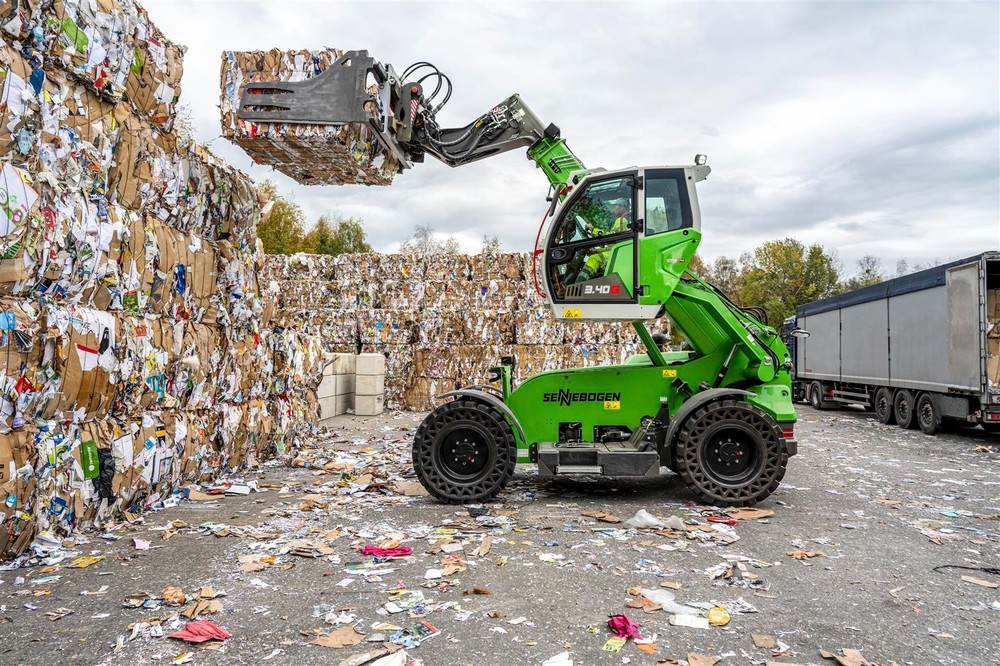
[{"xmin": 545, "ymin": 172, "xmax": 640, "ymax": 305}]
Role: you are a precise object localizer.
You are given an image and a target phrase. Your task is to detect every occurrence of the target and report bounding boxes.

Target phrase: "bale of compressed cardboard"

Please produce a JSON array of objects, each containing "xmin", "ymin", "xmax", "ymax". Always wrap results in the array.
[{"xmin": 220, "ymin": 48, "xmax": 399, "ymax": 186}]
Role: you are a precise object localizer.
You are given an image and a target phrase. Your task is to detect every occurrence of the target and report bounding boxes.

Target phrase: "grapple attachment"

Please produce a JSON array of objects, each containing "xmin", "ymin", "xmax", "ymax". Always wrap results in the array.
[{"xmin": 237, "ymin": 50, "xmax": 382, "ymax": 126}]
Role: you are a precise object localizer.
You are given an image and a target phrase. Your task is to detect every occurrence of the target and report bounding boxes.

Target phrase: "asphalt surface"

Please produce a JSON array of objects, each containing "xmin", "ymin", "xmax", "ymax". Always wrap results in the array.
[{"xmin": 1, "ymin": 406, "xmax": 999, "ymax": 666}]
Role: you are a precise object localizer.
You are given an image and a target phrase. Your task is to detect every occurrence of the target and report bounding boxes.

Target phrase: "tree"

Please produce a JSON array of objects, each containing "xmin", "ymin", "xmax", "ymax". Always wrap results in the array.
[
  {"xmin": 738, "ymin": 238, "xmax": 840, "ymax": 324},
  {"xmin": 400, "ymin": 223, "xmax": 460, "ymax": 255},
  {"xmin": 256, "ymin": 181, "xmax": 306, "ymax": 254},
  {"xmin": 709, "ymin": 254, "xmax": 748, "ymax": 301},
  {"xmin": 481, "ymin": 234, "xmax": 503, "ymax": 256},
  {"xmin": 835, "ymin": 254, "xmax": 885, "ymax": 294},
  {"xmin": 301, "ymin": 214, "xmax": 372, "ymax": 255}
]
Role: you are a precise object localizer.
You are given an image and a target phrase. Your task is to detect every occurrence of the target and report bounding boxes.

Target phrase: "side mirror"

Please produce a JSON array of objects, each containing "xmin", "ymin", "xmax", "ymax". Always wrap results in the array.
[{"xmin": 790, "ymin": 328, "xmax": 810, "ymax": 339}]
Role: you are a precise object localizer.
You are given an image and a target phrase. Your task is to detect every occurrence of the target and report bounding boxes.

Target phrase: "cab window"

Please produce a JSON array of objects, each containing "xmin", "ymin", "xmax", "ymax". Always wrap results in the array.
[
  {"xmin": 644, "ymin": 169, "xmax": 692, "ymax": 234},
  {"xmin": 552, "ymin": 176, "xmax": 633, "ymax": 246}
]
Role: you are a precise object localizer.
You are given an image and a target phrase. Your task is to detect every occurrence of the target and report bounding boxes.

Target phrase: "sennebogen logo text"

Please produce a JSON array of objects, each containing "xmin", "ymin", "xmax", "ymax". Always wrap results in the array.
[{"xmin": 543, "ymin": 390, "xmax": 622, "ymax": 406}]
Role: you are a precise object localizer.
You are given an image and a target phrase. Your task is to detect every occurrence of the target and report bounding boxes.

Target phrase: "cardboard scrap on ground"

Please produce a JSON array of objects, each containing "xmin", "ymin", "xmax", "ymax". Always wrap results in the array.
[
  {"xmin": 393, "ymin": 481, "xmax": 429, "ymax": 497},
  {"xmin": 960, "ymin": 575, "xmax": 998, "ymax": 589},
  {"xmin": 312, "ymin": 626, "xmax": 367, "ymax": 648},
  {"xmin": 286, "ymin": 539, "xmax": 335, "ymax": 558},
  {"xmin": 787, "ymin": 549, "xmax": 826, "ymax": 560},
  {"xmin": 581, "ymin": 511, "xmax": 622, "ymax": 523},
  {"xmin": 727, "ymin": 508, "xmax": 775, "ymax": 520},
  {"xmin": 753, "ymin": 634, "xmax": 778, "ymax": 648},
  {"xmin": 337, "ymin": 644, "xmax": 401, "ymax": 666},
  {"xmin": 688, "ymin": 653, "xmax": 721, "ymax": 666},
  {"xmin": 819, "ymin": 648, "xmax": 900, "ymax": 666}
]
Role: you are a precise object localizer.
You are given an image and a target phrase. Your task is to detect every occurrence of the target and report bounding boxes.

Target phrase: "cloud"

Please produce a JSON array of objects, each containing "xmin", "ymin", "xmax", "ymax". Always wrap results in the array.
[{"xmin": 145, "ymin": 1, "xmax": 998, "ymax": 274}]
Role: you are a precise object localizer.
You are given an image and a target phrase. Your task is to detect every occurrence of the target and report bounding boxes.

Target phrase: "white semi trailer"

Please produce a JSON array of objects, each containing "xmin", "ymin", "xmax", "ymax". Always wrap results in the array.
[{"xmin": 785, "ymin": 252, "xmax": 1000, "ymax": 435}]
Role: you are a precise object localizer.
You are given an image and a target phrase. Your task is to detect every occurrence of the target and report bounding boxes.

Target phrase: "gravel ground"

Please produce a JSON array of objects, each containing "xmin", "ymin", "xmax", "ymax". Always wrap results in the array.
[{"xmin": 1, "ymin": 405, "xmax": 998, "ymax": 666}]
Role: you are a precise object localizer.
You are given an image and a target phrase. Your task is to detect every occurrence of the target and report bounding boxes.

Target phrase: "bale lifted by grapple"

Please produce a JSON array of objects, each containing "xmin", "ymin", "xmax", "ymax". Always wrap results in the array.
[{"xmin": 235, "ymin": 49, "xmax": 798, "ymax": 506}]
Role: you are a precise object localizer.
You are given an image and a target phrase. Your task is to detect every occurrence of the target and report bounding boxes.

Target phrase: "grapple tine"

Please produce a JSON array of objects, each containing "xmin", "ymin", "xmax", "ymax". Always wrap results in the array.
[{"xmin": 237, "ymin": 50, "xmax": 379, "ymax": 125}]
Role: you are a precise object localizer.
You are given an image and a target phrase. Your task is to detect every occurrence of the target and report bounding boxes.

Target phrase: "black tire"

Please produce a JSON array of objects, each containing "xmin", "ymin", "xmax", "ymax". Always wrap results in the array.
[
  {"xmin": 982, "ymin": 422, "xmax": 1000, "ymax": 434},
  {"xmin": 808, "ymin": 382, "xmax": 825, "ymax": 410},
  {"xmin": 412, "ymin": 399, "xmax": 516, "ymax": 504},
  {"xmin": 894, "ymin": 389, "xmax": 917, "ymax": 429},
  {"xmin": 915, "ymin": 393, "xmax": 941, "ymax": 435},
  {"xmin": 674, "ymin": 399, "xmax": 788, "ymax": 507},
  {"xmin": 874, "ymin": 387, "xmax": 896, "ymax": 425}
]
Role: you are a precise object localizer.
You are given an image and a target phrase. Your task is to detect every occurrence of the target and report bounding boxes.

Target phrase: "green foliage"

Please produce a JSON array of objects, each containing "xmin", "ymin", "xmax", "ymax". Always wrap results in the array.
[
  {"xmin": 301, "ymin": 215, "xmax": 373, "ymax": 256},
  {"xmin": 256, "ymin": 181, "xmax": 306, "ymax": 255},
  {"xmin": 737, "ymin": 238, "xmax": 840, "ymax": 324},
  {"xmin": 255, "ymin": 182, "xmax": 373, "ymax": 256}
]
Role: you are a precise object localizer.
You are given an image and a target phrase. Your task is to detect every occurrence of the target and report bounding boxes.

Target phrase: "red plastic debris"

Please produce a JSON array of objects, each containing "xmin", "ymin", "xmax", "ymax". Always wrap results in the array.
[
  {"xmin": 360, "ymin": 545, "xmax": 413, "ymax": 557},
  {"xmin": 607, "ymin": 614, "xmax": 642, "ymax": 640},
  {"xmin": 168, "ymin": 620, "xmax": 232, "ymax": 643}
]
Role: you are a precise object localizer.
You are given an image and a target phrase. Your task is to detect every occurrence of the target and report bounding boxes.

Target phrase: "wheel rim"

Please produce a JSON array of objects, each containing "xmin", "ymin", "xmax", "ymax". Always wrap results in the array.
[
  {"xmin": 897, "ymin": 398, "xmax": 909, "ymax": 422},
  {"xmin": 876, "ymin": 393, "xmax": 889, "ymax": 419},
  {"xmin": 437, "ymin": 424, "xmax": 493, "ymax": 483},
  {"xmin": 703, "ymin": 427, "xmax": 761, "ymax": 486},
  {"xmin": 919, "ymin": 399, "xmax": 933, "ymax": 427}
]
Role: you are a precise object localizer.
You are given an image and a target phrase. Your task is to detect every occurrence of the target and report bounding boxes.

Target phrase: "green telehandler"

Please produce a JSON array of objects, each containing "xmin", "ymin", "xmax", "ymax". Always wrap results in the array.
[{"xmin": 238, "ymin": 52, "xmax": 798, "ymax": 506}]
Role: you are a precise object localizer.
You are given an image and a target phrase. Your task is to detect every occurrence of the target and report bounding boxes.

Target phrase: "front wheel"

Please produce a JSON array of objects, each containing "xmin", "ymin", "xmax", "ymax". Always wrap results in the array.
[
  {"xmin": 412, "ymin": 399, "xmax": 517, "ymax": 504},
  {"xmin": 674, "ymin": 400, "xmax": 788, "ymax": 507},
  {"xmin": 874, "ymin": 387, "xmax": 896, "ymax": 425}
]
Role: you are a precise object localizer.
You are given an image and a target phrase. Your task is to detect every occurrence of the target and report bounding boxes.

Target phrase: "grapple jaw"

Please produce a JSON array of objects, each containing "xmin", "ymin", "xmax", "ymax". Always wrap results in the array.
[{"xmin": 237, "ymin": 50, "xmax": 382, "ymax": 126}]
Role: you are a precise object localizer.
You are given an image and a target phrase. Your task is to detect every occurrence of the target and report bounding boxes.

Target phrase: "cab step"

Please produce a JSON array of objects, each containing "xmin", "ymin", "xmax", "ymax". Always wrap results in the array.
[{"xmin": 532, "ymin": 442, "xmax": 659, "ymax": 477}]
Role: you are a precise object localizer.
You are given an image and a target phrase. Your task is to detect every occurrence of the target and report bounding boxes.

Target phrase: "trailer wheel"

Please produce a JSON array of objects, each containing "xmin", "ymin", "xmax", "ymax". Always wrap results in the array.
[
  {"xmin": 874, "ymin": 387, "xmax": 896, "ymax": 425},
  {"xmin": 674, "ymin": 399, "xmax": 787, "ymax": 507},
  {"xmin": 893, "ymin": 389, "xmax": 917, "ymax": 429},
  {"xmin": 808, "ymin": 382, "xmax": 827, "ymax": 410},
  {"xmin": 915, "ymin": 393, "xmax": 941, "ymax": 435},
  {"xmin": 412, "ymin": 399, "xmax": 517, "ymax": 504}
]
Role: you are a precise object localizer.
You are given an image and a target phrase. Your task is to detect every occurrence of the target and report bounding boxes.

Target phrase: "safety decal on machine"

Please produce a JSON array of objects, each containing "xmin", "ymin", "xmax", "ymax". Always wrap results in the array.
[
  {"xmin": 563, "ymin": 308, "xmax": 582, "ymax": 319},
  {"xmin": 662, "ymin": 369, "xmax": 677, "ymax": 378},
  {"xmin": 603, "ymin": 400, "xmax": 621, "ymax": 410}
]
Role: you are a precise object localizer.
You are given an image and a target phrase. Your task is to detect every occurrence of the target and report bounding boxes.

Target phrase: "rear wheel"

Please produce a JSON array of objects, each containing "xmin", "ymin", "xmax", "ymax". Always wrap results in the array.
[
  {"xmin": 894, "ymin": 389, "xmax": 917, "ymax": 429},
  {"xmin": 412, "ymin": 399, "xmax": 517, "ymax": 503},
  {"xmin": 916, "ymin": 393, "xmax": 941, "ymax": 435},
  {"xmin": 674, "ymin": 400, "xmax": 788, "ymax": 507},
  {"xmin": 874, "ymin": 387, "xmax": 896, "ymax": 425}
]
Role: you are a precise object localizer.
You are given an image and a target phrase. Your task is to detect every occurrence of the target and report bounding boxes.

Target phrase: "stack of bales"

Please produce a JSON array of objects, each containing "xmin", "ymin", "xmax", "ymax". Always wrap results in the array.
[
  {"xmin": 269, "ymin": 252, "xmax": 643, "ymax": 412},
  {"xmin": 0, "ymin": 2, "xmax": 320, "ymax": 561}
]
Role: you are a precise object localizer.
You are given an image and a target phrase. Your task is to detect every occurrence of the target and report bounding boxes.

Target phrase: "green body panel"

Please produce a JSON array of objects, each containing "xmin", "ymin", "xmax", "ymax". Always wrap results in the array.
[{"xmin": 499, "ymin": 145, "xmax": 796, "ymax": 465}]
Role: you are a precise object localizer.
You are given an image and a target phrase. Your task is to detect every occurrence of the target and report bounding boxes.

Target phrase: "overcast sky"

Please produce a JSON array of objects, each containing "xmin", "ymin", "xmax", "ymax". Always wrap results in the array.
[{"xmin": 144, "ymin": 0, "xmax": 999, "ymax": 275}]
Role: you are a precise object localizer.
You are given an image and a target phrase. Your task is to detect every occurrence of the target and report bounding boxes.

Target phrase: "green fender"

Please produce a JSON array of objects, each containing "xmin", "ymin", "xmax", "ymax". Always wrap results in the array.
[{"xmin": 437, "ymin": 389, "xmax": 526, "ymax": 447}]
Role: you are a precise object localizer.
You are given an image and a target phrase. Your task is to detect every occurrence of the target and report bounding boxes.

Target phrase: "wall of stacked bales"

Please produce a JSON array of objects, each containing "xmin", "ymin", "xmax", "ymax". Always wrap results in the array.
[
  {"xmin": 0, "ymin": 1, "xmax": 322, "ymax": 560},
  {"xmin": 269, "ymin": 252, "xmax": 647, "ymax": 412}
]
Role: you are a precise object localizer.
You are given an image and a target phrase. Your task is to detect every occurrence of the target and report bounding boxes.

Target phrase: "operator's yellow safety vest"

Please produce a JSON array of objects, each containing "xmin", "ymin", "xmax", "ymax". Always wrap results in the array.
[{"xmin": 580, "ymin": 216, "xmax": 630, "ymax": 280}]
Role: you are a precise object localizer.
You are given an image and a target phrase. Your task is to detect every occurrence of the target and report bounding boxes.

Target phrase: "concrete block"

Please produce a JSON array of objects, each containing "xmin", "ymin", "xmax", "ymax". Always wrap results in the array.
[
  {"xmin": 317, "ymin": 394, "xmax": 337, "ymax": 420},
  {"xmin": 356, "ymin": 353, "xmax": 386, "ymax": 376},
  {"xmin": 355, "ymin": 374, "xmax": 384, "ymax": 397},
  {"xmin": 317, "ymin": 375, "xmax": 337, "ymax": 399},
  {"xmin": 355, "ymin": 394, "xmax": 384, "ymax": 416},
  {"xmin": 329, "ymin": 353, "xmax": 357, "ymax": 376},
  {"xmin": 335, "ymin": 374, "xmax": 356, "ymax": 396},
  {"xmin": 335, "ymin": 393, "xmax": 353, "ymax": 416}
]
